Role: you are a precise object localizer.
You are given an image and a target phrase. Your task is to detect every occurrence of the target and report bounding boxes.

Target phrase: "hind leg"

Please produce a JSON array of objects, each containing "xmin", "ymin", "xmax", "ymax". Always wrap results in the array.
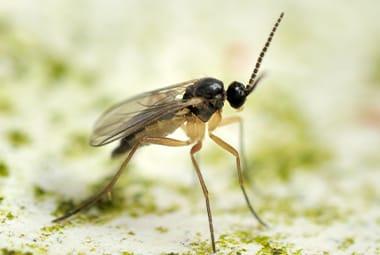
[{"xmin": 53, "ymin": 137, "xmax": 191, "ymax": 223}]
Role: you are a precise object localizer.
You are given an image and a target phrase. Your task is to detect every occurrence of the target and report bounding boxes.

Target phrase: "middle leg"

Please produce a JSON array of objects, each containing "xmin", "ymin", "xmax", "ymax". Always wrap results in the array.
[{"xmin": 190, "ymin": 142, "xmax": 216, "ymax": 253}]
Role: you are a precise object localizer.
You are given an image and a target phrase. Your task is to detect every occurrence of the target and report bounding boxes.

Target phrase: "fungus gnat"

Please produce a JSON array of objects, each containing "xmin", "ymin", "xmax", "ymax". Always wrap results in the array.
[{"xmin": 53, "ymin": 12, "xmax": 284, "ymax": 253}]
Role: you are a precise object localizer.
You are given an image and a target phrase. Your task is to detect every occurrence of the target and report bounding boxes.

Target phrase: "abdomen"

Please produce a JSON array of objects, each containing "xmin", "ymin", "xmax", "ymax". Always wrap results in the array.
[{"xmin": 111, "ymin": 115, "xmax": 186, "ymax": 158}]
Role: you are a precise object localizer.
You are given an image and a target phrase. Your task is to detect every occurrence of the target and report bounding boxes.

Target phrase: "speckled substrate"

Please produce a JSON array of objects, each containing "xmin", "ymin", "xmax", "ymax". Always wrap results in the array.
[{"xmin": 1, "ymin": 1, "xmax": 380, "ymax": 254}]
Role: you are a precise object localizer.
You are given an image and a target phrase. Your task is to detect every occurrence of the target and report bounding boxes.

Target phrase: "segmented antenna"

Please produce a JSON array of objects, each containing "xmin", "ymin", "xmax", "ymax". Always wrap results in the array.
[{"xmin": 247, "ymin": 12, "xmax": 284, "ymax": 90}]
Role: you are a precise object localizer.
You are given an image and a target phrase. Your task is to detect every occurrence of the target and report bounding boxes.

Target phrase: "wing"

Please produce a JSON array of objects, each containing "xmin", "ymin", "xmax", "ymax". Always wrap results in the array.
[{"xmin": 90, "ymin": 79, "xmax": 201, "ymax": 146}]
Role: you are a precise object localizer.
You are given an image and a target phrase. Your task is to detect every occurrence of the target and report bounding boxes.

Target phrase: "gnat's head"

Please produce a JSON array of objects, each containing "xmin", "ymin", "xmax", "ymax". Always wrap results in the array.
[
  {"xmin": 226, "ymin": 12, "xmax": 284, "ymax": 109},
  {"xmin": 183, "ymin": 12, "xmax": 284, "ymax": 122}
]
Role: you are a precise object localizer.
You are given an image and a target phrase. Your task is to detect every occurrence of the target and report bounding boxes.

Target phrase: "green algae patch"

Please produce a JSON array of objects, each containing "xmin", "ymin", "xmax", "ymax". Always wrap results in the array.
[
  {"xmin": 6, "ymin": 212, "xmax": 15, "ymax": 220},
  {"xmin": 39, "ymin": 219, "xmax": 73, "ymax": 244},
  {"xmin": 121, "ymin": 252, "xmax": 135, "ymax": 255},
  {"xmin": 245, "ymin": 86, "xmax": 333, "ymax": 182},
  {"xmin": 123, "ymin": 190, "xmax": 159, "ymax": 218},
  {"xmin": 91, "ymin": 176, "xmax": 180, "ymax": 218},
  {"xmin": 223, "ymin": 193, "xmax": 351, "ymax": 226},
  {"xmin": 0, "ymin": 210, "xmax": 16, "ymax": 223},
  {"xmin": 39, "ymin": 222, "xmax": 72, "ymax": 241},
  {"xmin": 92, "ymin": 95, "xmax": 115, "ymax": 111},
  {"xmin": 338, "ymin": 237, "xmax": 355, "ymax": 251},
  {"xmin": 155, "ymin": 226, "xmax": 169, "ymax": 233},
  {"xmin": 33, "ymin": 186, "xmax": 54, "ymax": 200},
  {"xmin": 302, "ymin": 205, "xmax": 350, "ymax": 225},
  {"xmin": 6, "ymin": 130, "xmax": 31, "ymax": 148},
  {"xmin": 40, "ymin": 223, "xmax": 67, "ymax": 234},
  {"xmin": 188, "ymin": 239, "xmax": 212, "ymax": 255},
  {"xmin": 256, "ymin": 243, "xmax": 301, "ymax": 255},
  {"xmin": 50, "ymin": 176, "xmax": 180, "ymax": 224},
  {"xmin": 63, "ymin": 132, "xmax": 92, "ymax": 158},
  {"xmin": 220, "ymin": 231, "xmax": 267, "ymax": 254},
  {"xmin": 131, "ymin": 196, "xmax": 159, "ymax": 217},
  {"xmin": 229, "ymin": 230, "xmax": 301, "ymax": 255},
  {"xmin": 0, "ymin": 161, "xmax": 9, "ymax": 177},
  {"xmin": 50, "ymin": 180, "xmax": 148, "ymax": 222},
  {"xmin": 0, "ymin": 248, "xmax": 33, "ymax": 255},
  {"xmin": 203, "ymin": 147, "xmax": 228, "ymax": 166},
  {"xmin": 250, "ymin": 137, "xmax": 331, "ymax": 181},
  {"xmin": 52, "ymin": 199, "xmax": 77, "ymax": 218},
  {"xmin": 43, "ymin": 53, "xmax": 97, "ymax": 86},
  {"xmin": 0, "ymin": 96, "xmax": 14, "ymax": 115},
  {"xmin": 44, "ymin": 55, "xmax": 70, "ymax": 82},
  {"xmin": 181, "ymin": 230, "xmax": 302, "ymax": 255},
  {"xmin": 87, "ymin": 189, "xmax": 127, "ymax": 221},
  {"xmin": 215, "ymin": 233, "xmax": 249, "ymax": 254},
  {"xmin": 184, "ymin": 232, "xmax": 249, "ymax": 255},
  {"xmin": 24, "ymin": 243, "xmax": 48, "ymax": 255},
  {"xmin": 0, "ymin": 16, "xmax": 96, "ymax": 87},
  {"xmin": 261, "ymin": 194, "xmax": 350, "ymax": 225},
  {"xmin": 83, "ymin": 179, "xmax": 131, "ymax": 219},
  {"xmin": 170, "ymin": 232, "xmax": 213, "ymax": 255}
]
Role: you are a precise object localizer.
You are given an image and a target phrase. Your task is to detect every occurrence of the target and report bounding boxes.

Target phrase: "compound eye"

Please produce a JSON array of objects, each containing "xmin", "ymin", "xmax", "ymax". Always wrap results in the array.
[{"xmin": 227, "ymin": 81, "xmax": 247, "ymax": 108}]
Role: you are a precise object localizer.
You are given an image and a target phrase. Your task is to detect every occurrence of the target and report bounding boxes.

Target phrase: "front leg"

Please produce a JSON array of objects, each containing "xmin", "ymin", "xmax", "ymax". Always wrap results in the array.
[
  {"xmin": 217, "ymin": 116, "xmax": 247, "ymax": 173},
  {"xmin": 208, "ymin": 131, "xmax": 267, "ymax": 227},
  {"xmin": 209, "ymin": 113, "xmax": 246, "ymax": 171},
  {"xmin": 209, "ymin": 113, "xmax": 259, "ymax": 190}
]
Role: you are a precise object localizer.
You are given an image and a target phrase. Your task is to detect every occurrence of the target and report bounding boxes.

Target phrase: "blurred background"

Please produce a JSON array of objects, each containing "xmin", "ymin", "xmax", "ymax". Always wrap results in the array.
[{"xmin": 0, "ymin": 1, "xmax": 379, "ymax": 254}]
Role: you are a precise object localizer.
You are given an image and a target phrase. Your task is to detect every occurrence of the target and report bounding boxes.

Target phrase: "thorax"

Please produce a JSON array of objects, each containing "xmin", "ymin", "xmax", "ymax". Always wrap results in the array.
[{"xmin": 183, "ymin": 110, "xmax": 222, "ymax": 143}]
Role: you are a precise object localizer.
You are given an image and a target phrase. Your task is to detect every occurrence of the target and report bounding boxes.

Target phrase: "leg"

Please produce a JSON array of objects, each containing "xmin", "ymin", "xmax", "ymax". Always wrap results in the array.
[
  {"xmin": 218, "ymin": 116, "xmax": 248, "ymax": 174},
  {"xmin": 209, "ymin": 133, "xmax": 267, "ymax": 227},
  {"xmin": 190, "ymin": 142, "xmax": 216, "ymax": 253},
  {"xmin": 217, "ymin": 116, "xmax": 261, "ymax": 194},
  {"xmin": 53, "ymin": 137, "xmax": 191, "ymax": 223}
]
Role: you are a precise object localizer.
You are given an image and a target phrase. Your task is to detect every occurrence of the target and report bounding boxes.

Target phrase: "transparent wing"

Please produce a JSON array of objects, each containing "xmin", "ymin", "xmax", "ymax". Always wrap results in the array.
[{"xmin": 90, "ymin": 79, "xmax": 201, "ymax": 146}]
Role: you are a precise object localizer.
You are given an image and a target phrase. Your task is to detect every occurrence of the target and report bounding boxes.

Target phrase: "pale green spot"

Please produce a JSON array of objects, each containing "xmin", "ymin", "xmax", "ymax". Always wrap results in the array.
[
  {"xmin": 155, "ymin": 226, "xmax": 169, "ymax": 233},
  {"xmin": 7, "ymin": 130, "xmax": 31, "ymax": 147},
  {"xmin": 33, "ymin": 186, "xmax": 51, "ymax": 200},
  {"xmin": 122, "ymin": 252, "xmax": 135, "ymax": 255},
  {"xmin": 6, "ymin": 212, "xmax": 15, "ymax": 220},
  {"xmin": 0, "ymin": 161, "xmax": 9, "ymax": 177},
  {"xmin": 338, "ymin": 237, "xmax": 355, "ymax": 251},
  {"xmin": 52, "ymin": 199, "xmax": 76, "ymax": 218},
  {"xmin": 0, "ymin": 97, "xmax": 14, "ymax": 114},
  {"xmin": 63, "ymin": 132, "xmax": 91, "ymax": 158},
  {"xmin": 0, "ymin": 248, "xmax": 33, "ymax": 255}
]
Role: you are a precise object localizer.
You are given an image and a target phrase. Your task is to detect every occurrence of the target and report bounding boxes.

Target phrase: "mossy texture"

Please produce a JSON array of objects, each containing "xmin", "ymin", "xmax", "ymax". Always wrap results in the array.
[
  {"xmin": 0, "ymin": 161, "xmax": 9, "ymax": 177},
  {"xmin": 0, "ymin": 1, "xmax": 379, "ymax": 255}
]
